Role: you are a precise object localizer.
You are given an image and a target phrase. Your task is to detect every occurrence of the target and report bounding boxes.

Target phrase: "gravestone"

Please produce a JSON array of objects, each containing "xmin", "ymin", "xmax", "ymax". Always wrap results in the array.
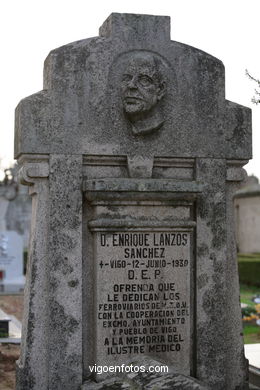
[
  {"xmin": 15, "ymin": 13, "xmax": 251, "ymax": 390},
  {"xmin": 0, "ymin": 168, "xmax": 32, "ymax": 250},
  {"xmin": 0, "ymin": 231, "xmax": 24, "ymax": 293}
]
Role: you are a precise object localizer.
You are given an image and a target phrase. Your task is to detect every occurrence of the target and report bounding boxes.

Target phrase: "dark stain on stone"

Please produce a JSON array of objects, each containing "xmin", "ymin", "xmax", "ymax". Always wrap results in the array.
[
  {"xmin": 49, "ymin": 277, "xmax": 59, "ymax": 290},
  {"xmin": 202, "ymin": 285, "xmax": 225, "ymax": 319},
  {"xmin": 211, "ymin": 224, "xmax": 225, "ymax": 249},
  {"xmin": 16, "ymin": 247, "xmax": 39, "ymax": 389},
  {"xmin": 197, "ymin": 201, "xmax": 209, "ymax": 219},
  {"xmin": 68, "ymin": 279, "xmax": 79, "ymax": 288},
  {"xmin": 212, "ymin": 261, "xmax": 224, "ymax": 280},
  {"xmin": 210, "ymin": 202, "xmax": 226, "ymax": 249},
  {"xmin": 49, "ymin": 300, "xmax": 79, "ymax": 335},
  {"xmin": 66, "ymin": 353, "xmax": 81, "ymax": 367},
  {"xmin": 197, "ymin": 322, "xmax": 226, "ymax": 388},
  {"xmin": 197, "ymin": 274, "xmax": 209, "ymax": 289},
  {"xmin": 50, "ymin": 253, "xmax": 74, "ymax": 275},
  {"xmin": 26, "ymin": 247, "xmax": 38, "ymax": 349},
  {"xmin": 62, "ymin": 264, "xmax": 74, "ymax": 276},
  {"xmin": 49, "ymin": 365, "xmax": 82, "ymax": 390},
  {"xmin": 50, "ymin": 230, "xmax": 76, "ymax": 251},
  {"xmin": 209, "ymin": 252, "xmax": 216, "ymax": 262},
  {"xmin": 197, "ymin": 243, "xmax": 208, "ymax": 257},
  {"xmin": 47, "ymin": 300, "xmax": 81, "ymax": 388},
  {"xmin": 16, "ymin": 362, "xmax": 36, "ymax": 390}
]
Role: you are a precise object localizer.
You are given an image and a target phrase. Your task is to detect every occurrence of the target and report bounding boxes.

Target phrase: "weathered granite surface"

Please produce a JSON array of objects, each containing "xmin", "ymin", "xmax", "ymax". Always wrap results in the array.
[{"xmin": 15, "ymin": 13, "xmax": 251, "ymax": 390}]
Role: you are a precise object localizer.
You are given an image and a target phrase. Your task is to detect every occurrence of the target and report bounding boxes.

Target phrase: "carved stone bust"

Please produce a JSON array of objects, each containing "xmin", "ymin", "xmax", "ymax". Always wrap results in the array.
[{"xmin": 120, "ymin": 51, "xmax": 167, "ymax": 135}]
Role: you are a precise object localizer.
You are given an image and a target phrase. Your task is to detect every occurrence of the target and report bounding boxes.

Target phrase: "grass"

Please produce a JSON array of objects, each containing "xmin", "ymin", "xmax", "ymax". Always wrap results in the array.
[
  {"xmin": 238, "ymin": 253, "xmax": 260, "ymax": 260},
  {"xmin": 238, "ymin": 253, "xmax": 260, "ymax": 287},
  {"xmin": 243, "ymin": 325, "xmax": 260, "ymax": 335},
  {"xmin": 243, "ymin": 324, "xmax": 260, "ymax": 344}
]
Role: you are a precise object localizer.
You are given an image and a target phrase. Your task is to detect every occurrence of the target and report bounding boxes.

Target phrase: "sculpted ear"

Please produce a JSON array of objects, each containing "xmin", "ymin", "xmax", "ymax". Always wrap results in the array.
[{"xmin": 157, "ymin": 81, "xmax": 166, "ymax": 101}]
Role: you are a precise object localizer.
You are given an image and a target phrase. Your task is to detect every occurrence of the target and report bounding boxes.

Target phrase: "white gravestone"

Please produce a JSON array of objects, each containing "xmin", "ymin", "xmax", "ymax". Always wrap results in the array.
[{"xmin": 0, "ymin": 231, "xmax": 24, "ymax": 293}]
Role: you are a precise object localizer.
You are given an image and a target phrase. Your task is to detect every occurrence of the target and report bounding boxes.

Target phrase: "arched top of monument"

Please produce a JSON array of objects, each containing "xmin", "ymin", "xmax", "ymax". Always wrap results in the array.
[
  {"xmin": 44, "ymin": 12, "xmax": 225, "ymax": 85},
  {"xmin": 100, "ymin": 13, "xmax": 224, "ymax": 65},
  {"xmin": 14, "ymin": 13, "xmax": 251, "ymax": 160},
  {"xmin": 170, "ymin": 38, "xmax": 224, "ymax": 70}
]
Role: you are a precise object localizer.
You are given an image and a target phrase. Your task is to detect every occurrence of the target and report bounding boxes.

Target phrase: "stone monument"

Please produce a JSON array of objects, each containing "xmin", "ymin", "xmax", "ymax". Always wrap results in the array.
[{"xmin": 15, "ymin": 13, "xmax": 251, "ymax": 390}]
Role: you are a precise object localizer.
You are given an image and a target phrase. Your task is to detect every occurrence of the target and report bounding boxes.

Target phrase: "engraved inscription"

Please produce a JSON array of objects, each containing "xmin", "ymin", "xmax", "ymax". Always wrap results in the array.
[{"xmin": 95, "ymin": 230, "xmax": 192, "ymax": 373}]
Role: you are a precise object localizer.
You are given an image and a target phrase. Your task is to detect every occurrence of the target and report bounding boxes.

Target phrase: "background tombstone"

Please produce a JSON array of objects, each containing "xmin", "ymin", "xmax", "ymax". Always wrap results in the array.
[
  {"xmin": 0, "ymin": 166, "xmax": 32, "ymax": 267},
  {"xmin": 234, "ymin": 175, "xmax": 260, "ymax": 253},
  {"xmin": 0, "ymin": 231, "xmax": 24, "ymax": 293},
  {"xmin": 15, "ymin": 13, "xmax": 251, "ymax": 390}
]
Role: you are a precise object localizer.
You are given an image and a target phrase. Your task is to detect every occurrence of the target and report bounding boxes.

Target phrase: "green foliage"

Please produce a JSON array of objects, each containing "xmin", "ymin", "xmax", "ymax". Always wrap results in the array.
[
  {"xmin": 242, "ymin": 306, "xmax": 257, "ymax": 317},
  {"xmin": 238, "ymin": 254, "xmax": 260, "ymax": 287}
]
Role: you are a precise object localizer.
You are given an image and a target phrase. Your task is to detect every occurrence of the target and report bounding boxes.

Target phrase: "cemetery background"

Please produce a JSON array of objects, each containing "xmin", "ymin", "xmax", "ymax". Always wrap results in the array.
[{"xmin": 234, "ymin": 175, "xmax": 260, "ymax": 253}]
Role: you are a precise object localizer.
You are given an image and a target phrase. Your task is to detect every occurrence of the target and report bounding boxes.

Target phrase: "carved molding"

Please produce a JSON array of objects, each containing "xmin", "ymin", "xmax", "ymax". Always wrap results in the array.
[
  {"xmin": 226, "ymin": 160, "xmax": 249, "ymax": 182},
  {"xmin": 83, "ymin": 178, "xmax": 205, "ymax": 202},
  {"xmin": 83, "ymin": 155, "xmax": 195, "ymax": 168},
  {"xmin": 18, "ymin": 162, "xmax": 49, "ymax": 186},
  {"xmin": 88, "ymin": 218, "xmax": 196, "ymax": 231},
  {"xmin": 17, "ymin": 155, "xmax": 50, "ymax": 197}
]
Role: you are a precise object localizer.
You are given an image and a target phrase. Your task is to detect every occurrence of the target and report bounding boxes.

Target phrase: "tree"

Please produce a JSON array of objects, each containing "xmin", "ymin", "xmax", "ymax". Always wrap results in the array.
[{"xmin": 246, "ymin": 69, "xmax": 260, "ymax": 104}]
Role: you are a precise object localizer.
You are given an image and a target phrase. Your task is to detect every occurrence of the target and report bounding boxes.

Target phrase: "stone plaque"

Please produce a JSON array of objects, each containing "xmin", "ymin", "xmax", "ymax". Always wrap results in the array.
[{"xmin": 95, "ymin": 229, "xmax": 192, "ymax": 373}]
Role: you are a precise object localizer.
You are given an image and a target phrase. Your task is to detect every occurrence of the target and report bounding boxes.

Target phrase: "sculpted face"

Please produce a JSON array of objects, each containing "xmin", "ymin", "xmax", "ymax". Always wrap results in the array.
[{"xmin": 121, "ymin": 54, "xmax": 165, "ymax": 119}]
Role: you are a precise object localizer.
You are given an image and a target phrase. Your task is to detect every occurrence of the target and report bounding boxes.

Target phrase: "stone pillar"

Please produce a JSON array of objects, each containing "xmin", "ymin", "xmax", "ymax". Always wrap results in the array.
[
  {"xmin": 16, "ymin": 155, "xmax": 83, "ymax": 390},
  {"xmin": 16, "ymin": 157, "xmax": 50, "ymax": 389}
]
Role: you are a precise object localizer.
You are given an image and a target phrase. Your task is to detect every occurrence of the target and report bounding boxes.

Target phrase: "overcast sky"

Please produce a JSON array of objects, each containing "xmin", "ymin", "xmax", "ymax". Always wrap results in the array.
[{"xmin": 1, "ymin": 0, "xmax": 260, "ymax": 179}]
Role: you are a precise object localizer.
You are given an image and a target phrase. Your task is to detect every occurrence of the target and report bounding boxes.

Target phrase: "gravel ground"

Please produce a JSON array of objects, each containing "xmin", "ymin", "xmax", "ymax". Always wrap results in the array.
[
  {"xmin": 0, "ymin": 294, "xmax": 24, "ymax": 322},
  {"xmin": 0, "ymin": 344, "xmax": 20, "ymax": 390},
  {"xmin": 0, "ymin": 294, "xmax": 24, "ymax": 390}
]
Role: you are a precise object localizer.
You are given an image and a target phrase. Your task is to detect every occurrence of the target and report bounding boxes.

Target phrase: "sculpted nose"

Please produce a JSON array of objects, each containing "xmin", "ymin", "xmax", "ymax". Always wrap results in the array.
[{"xmin": 127, "ymin": 77, "xmax": 137, "ymax": 88}]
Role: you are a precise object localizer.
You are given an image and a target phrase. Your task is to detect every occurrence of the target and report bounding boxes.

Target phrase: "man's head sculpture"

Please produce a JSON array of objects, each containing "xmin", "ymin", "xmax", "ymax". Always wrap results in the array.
[{"xmin": 120, "ymin": 51, "xmax": 168, "ymax": 135}]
